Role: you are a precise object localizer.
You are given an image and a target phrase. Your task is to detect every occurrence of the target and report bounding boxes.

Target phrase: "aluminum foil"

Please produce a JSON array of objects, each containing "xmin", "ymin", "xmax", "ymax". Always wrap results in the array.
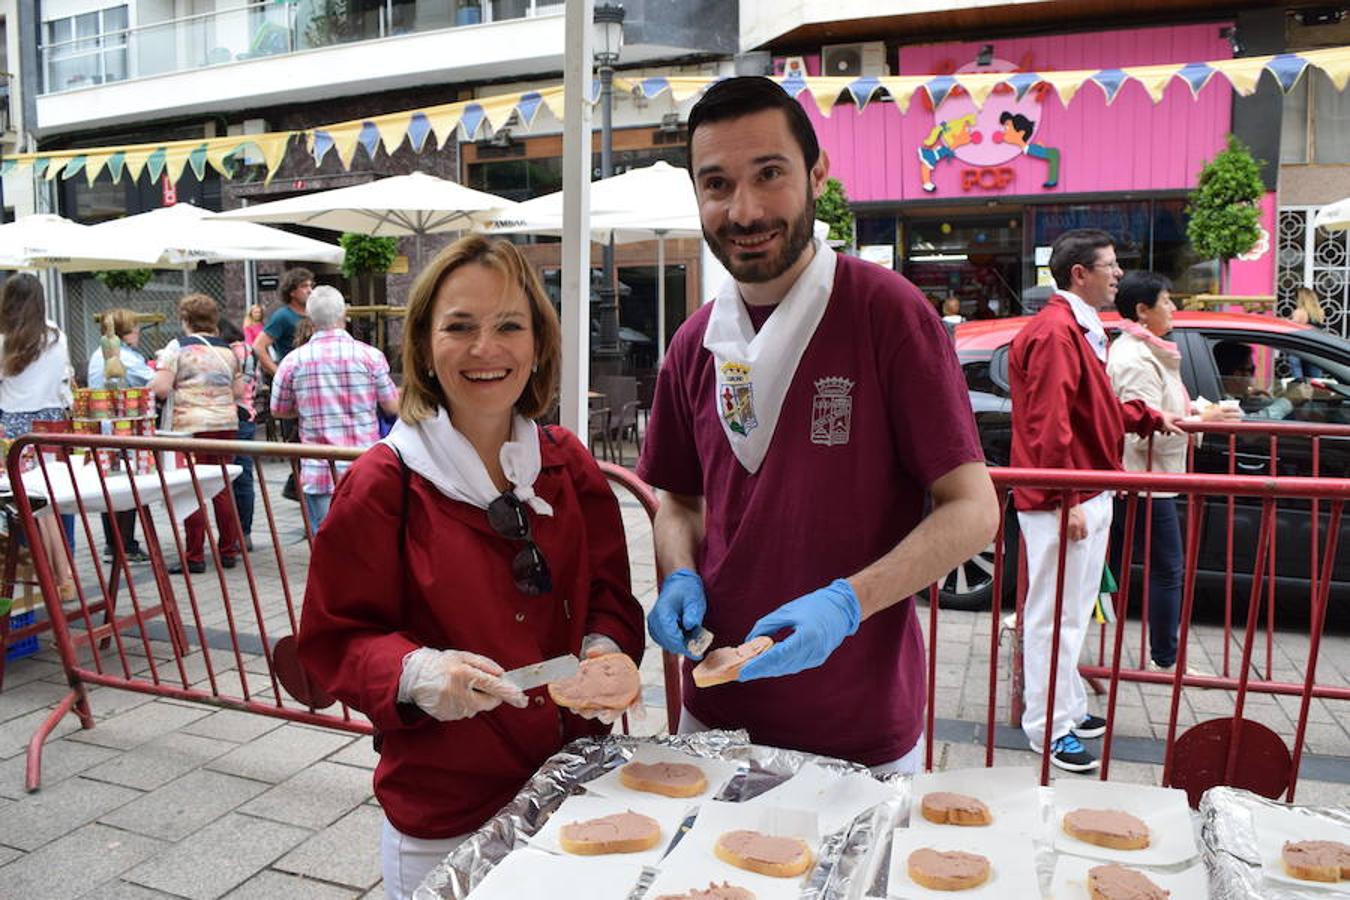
[
  {"xmin": 414, "ymin": 729, "xmax": 909, "ymax": 900},
  {"xmin": 1202, "ymin": 785, "xmax": 1350, "ymax": 900}
]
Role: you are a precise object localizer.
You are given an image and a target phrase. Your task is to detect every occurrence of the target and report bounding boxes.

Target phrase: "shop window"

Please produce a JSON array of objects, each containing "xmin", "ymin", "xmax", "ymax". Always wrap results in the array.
[
  {"xmin": 43, "ymin": 5, "xmax": 128, "ymax": 92},
  {"xmin": 1279, "ymin": 70, "xmax": 1350, "ymax": 165}
]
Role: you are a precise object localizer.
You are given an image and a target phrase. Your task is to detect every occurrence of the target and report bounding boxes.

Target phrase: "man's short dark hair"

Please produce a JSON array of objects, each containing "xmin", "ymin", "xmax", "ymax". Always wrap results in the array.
[
  {"xmin": 999, "ymin": 111, "xmax": 1035, "ymax": 141},
  {"xmin": 1049, "ymin": 229, "xmax": 1115, "ymax": 290},
  {"xmin": 1213, "ymin": 340, "xmax": 1255, "ymax": 376},
  {"xmin": 686, "ymin": 76, "xmax": 820, "ymax": 175},
  {"xmin": 279, "ymin": 267, "xmax": 314, "ymax": 303},
  {"xmin": 1114, "ymin": 270, "xmax": 1172, "ymax": 320}
]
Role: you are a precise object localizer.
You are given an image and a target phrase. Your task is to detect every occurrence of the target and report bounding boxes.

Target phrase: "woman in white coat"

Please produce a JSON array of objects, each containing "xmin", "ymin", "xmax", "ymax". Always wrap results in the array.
[{"xmin": 1105, "ymin": 271, "xmax": 1237, "ymax": 672}]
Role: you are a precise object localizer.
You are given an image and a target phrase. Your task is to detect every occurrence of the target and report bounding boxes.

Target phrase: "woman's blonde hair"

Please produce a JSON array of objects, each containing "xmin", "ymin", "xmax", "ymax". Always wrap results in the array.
[
  {"xmin": 1295, "ymin": 287, "xmax": 1325, "ymax": 325},
  {"xmin": 103, "ymin": 308, "xmax": 140, "ymax": 339},
  {"xmin": 400, "ymin": 235, "xmax": 560, "ymax": 423},
  {"xmin": 245, "ymin": 304, "xmax": 264, "ymax": 323},
  {"xmin": 178, "ymin": 293, "xmax": 221, "ymax": 335}
]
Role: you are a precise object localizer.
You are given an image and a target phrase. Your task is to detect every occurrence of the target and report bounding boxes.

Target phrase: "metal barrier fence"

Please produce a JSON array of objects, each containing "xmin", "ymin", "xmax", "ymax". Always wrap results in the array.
[
  {"xmin": 978, "ymin": 463, "xmax": 1347, "ymax": 804},
  {"xmin": 3, "ymin": 433, "xmax": 656, "ymax": 791}
]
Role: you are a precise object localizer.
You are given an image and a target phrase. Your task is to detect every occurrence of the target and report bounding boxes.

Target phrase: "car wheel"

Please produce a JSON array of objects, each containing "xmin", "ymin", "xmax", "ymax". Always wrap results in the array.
[{"xmin": 937, "ymin": 543, "xmax": 997, "ymax": 611}]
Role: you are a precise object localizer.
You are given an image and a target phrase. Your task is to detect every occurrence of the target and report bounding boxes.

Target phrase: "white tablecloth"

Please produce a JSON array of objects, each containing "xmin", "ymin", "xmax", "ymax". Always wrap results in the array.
[{"xmin": 5, "ymin": 463, "xmax": 240, "ymax": 523}]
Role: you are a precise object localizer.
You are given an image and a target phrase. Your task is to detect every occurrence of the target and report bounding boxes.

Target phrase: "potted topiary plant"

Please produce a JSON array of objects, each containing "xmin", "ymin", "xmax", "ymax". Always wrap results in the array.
[{"xmin": 1186, "ymin": 134, "xmax": 1265, "ymax": 294}]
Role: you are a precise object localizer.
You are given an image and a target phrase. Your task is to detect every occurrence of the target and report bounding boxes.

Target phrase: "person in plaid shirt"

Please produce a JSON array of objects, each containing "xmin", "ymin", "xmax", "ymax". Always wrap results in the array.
[{"xmin": 270, "ymin": 286, "xmax": 400, "ymax": 530}]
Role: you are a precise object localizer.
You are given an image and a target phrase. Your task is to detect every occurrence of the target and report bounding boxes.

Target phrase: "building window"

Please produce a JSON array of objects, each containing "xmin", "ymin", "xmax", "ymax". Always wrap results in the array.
[
  {"xmin": 44, "ymin": 5, "xmax": 129, "ymax": 91},
  {"xmin": 1279, "ymin": 69, "xmax": 1350, "ymax": 165},
  {"xmin": 1278, "ymin": 206, "xmax": 1349, "ymax": 339}
]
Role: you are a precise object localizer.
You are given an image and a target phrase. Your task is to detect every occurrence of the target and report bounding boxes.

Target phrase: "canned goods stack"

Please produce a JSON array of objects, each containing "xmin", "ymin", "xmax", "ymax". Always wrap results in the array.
[{"xmin": 71, "ymin": 387, "xmax": 158, "ymax": 475}]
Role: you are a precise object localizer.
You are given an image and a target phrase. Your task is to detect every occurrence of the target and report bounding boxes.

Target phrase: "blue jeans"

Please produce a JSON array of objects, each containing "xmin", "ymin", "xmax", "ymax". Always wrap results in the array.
[
  {"xmin": 1111, "ymin": 496, "xmax": 1183, "ymax": 667},
  {"xmin": 303, "ymin": 492, "xmax": 332, "ymax": 532},
  {"xmin": 233, "ymin": 417, "xmax": 256, "ymax": 539}
]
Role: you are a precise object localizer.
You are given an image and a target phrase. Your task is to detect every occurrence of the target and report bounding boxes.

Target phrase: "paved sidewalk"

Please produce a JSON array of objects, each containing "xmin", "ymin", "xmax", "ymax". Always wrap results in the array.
[{"xmin": 0, "ymin": 464, "xmax": 1345, "ymax": 898}]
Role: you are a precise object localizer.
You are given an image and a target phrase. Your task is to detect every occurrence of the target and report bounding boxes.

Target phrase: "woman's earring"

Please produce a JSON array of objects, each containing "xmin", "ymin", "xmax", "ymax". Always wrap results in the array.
[{"xmin": 531, "ymin": 363, "xmax": 538, "ymax": 373}]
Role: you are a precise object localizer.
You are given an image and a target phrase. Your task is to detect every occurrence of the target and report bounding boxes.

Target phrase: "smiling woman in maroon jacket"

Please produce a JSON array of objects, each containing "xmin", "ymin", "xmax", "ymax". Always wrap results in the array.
[{"xmin": 297, "ymin": 236, "xmax": 644, "ymax": 900}]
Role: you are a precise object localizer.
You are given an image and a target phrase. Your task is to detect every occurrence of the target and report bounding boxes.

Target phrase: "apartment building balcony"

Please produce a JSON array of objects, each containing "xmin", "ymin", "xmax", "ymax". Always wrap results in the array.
[{"xmin": 35, "ymin": 0, "xmax": 569, "ymax": 136}]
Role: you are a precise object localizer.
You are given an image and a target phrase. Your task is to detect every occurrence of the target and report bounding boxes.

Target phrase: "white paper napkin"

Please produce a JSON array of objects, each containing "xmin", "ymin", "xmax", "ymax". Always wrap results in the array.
[
  {"xmin": 527, "ymin": 793, "xmax": 687, "ymax": 868},
  {"xmin": 907, "ymin": 766, "xmax": 1044, "ymax": 841},
  {"xmin": 583, "ymin": 743, "xmax": 744, "ymax": 810},
  {"xmin": 743, "ymin": 760, "xmax": 897, "ymax": 835},
  {"xmin": 1251, "ymin": 801, "xmax": 1350, "ymax": 895},
  {"xmin": 464, "ymin": 846, "xmax": 643, "ymax": 899},
  {"xmin": 1052, "ymin": 779, "xmax": 1198, "ymax": 866},
  {"xmin": 886, "ymin": 828, "xmax": 1040, "ymax": 899},
  {"xmin": 652, "ymin": 800, "xmax": 820, "ymax": 900},
  {"xmin": 1049, "ymin": 853, "xmax": 1208, "ymax": 899}
]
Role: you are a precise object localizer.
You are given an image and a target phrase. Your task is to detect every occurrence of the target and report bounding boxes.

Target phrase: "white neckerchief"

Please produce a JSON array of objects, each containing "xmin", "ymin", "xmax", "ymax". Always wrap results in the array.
[
  {"xmin": 380, "ymin": 408, "xmax": 553, "ymax": 516},
  {"xmin": 702, "ymin": 239, "xmax": 836, "ymax": 474},
  {"xmin": 1060, "ymin": 289, "xmax": 1108, "ymax": 362}
]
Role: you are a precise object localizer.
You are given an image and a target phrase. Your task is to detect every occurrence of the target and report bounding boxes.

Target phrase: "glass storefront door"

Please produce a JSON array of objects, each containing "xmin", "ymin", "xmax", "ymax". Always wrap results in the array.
[{"xmin": 904, "ymin": 215, "xmax": 1023, "ymax": 318}]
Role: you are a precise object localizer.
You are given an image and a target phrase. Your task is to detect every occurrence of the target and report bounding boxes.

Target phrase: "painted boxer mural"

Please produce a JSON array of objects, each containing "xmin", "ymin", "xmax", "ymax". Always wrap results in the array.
[{"xmin": 917, "ymin": 54, "xmax": 1062, "ymax": 194}]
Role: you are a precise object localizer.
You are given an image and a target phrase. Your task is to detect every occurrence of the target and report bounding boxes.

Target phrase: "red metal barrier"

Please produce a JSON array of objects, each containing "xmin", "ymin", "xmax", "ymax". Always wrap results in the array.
[
  {"xmin": 978, "ymin": 464, "xmax": 1348, "ymax": 803},
  {"xmin": 5, "ymin": 434, "xmax": 661, "ymax": 791}
]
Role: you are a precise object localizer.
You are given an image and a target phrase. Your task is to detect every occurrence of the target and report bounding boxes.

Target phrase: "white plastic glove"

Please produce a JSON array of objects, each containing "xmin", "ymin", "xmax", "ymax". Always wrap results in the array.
[
  {"xmin": 397, "ymin": 647, "xmax": 528, "ymax": 722},
  {"xmin": 571, "ymin": 633, "xmax": 644, "ymax": 726}
]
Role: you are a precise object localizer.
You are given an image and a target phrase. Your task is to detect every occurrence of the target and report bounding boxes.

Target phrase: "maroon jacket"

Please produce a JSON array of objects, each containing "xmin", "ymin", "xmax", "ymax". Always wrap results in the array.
[
  {"xmin": 298, "ymin": 429, "xmax": 644, "ymax": 839},
  {"xmin": 1009, "ymin": 296, "xmax": 1166, "ymax": 511}
]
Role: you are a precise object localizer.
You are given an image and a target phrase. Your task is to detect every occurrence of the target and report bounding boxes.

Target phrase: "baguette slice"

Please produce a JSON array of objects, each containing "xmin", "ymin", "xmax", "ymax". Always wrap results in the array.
[
  {"xmin": 1088, "ymin": 864, "xmax": 1170, "ymax": 899},
  {"xmin": 692, "ymin": 637, "xmax": 774, "ymax": 688},
  {"xmin": 906, "ymin": 848, "xmax": 991, "ymax": 891},
  {"xmin": 558, "ymin": 810, "xmax": 661, "ymax": 855},
  {"xmin": 713, "ymin": 830, "xmax": 812, "ymax": 878},
  {"xmin": 1282, "ymin": 839, "xmax": 1350, "ymax": 883},
  {"xmin": 548, "ymin": 653, "xmax": 640, "ymax": 711},
  {"xmin": 1062, "ymin": 808, "xmax": 1150, "ymax": 851},
  {"xmin": 653, "ymin": 883, "xmax": 756, "ymax": 900},
  {"xmin": 920, "ymin": 791, "xmax": 993, "ymax": 826},
  {"xmin": 619, "ymin": 760, "xmax": 708, "ymax": 798}
]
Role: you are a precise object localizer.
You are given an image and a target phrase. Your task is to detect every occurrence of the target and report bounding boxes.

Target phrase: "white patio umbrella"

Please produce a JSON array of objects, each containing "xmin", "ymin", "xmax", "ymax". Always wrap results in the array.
[
  {"xmin": 0, "ymin": 213, "xmax": 167, "ymax": 271},
  {"xmin": 89, "ymin": 203, "xmax": 345, "ymax": 267},
  {"xmin": 481, "ymin": 162, "xmax": 703, "ymax": 362},
  {"xmin": 1313, "ymin": 197, "xmax": 1350, "ymax": 231},
  {"xmin": 215, "ymin": 171, "xmax": 519, "ymax": 266}
]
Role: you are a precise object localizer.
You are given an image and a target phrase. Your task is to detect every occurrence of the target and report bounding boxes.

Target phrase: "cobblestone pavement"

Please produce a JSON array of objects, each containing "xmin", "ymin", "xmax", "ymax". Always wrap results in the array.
[{"xmin": 0, "ymin": 460, "xmax": 1344, "ymax": 898}]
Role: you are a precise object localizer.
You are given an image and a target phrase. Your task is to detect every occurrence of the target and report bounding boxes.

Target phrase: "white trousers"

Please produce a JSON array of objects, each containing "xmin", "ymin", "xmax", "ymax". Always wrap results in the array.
[
  {"xmin": 678, "ymin": 709, "xmax": 924, "ymax": 776},
  {"xmin": 1018, "ymin": 491, "xmax": 1113, "ymax": 748},
  {"xmin": 381, "ymin": 817, "xmax": 466, "ymax": 900}
]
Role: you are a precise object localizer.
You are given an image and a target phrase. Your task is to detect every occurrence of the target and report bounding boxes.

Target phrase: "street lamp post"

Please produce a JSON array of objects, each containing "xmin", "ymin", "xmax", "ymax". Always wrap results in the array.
[{"xmin": 592, "ymin": 2, "xmax": 625, "ymax": 373}]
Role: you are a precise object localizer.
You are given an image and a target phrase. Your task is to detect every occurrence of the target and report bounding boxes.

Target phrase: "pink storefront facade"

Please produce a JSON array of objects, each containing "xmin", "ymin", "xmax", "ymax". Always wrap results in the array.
[{"xmin": 790, "ymin": 22, "xmax": 1276, "ymax": 314}]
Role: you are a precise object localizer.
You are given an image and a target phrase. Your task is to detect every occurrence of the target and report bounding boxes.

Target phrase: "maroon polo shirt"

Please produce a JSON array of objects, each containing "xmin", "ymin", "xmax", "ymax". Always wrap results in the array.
[{"xmin": 638, "ymin": 254, "xmax": 983, "ymax": 765}]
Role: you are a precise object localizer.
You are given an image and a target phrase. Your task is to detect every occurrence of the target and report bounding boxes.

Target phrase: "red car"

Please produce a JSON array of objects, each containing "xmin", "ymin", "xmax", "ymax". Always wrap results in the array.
[{"xmin": 942, "ymin": 311, "xmax": 1350, "ymax": 616}]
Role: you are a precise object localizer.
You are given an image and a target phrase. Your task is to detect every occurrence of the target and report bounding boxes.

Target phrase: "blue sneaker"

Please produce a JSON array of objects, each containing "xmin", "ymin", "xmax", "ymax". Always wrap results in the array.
[{"xmin": 1048, "ymin": 734, "xmax": 1099, "ymax": 773}]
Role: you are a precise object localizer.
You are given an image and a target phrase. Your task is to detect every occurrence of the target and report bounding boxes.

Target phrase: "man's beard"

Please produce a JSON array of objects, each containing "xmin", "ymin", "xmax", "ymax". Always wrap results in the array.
[{"xmin": 705, "ymin": 192, "xmax": 816, "ymax": 285}]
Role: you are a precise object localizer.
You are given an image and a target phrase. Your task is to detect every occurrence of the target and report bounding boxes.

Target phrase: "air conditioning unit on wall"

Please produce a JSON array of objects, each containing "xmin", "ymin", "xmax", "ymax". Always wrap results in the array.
[{"xmin": 820, "ymin": 41, "xmax": 888, "ymax": 78}]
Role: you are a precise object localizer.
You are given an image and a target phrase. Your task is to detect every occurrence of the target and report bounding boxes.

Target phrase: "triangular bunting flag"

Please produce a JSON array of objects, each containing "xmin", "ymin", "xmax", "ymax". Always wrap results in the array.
[
  {"xmin": 923, "ymin": 75, "xmax": 957, "ymax": 109},
  {"xmin": 516, "ymin": 91, "xmax": 544, "ymax": 128},
  {"xmin": 84, "ymin": 155, "xmax": 107, "ymax": 187},
  {"xmin": 61, "ymin": 156, "xmax": 87, "ymax": 180},
  {"xmin": 1175, "ymin": 62, "xmax": 1216, "ymax": 99},
  {"xmin": 145, "ymin": 149, "xmax": 168, "ymax": 184},
  {"xmin": 162, "ymin": 147, "xmax": 192, "ymax": 185},
  {"xmin": 327, "ymin": 125, "xmax": 364, "ymax": 169},
  {"xmin": 204, "ymin": 144, "xmax": 239, "ymax": 180},
  {"xmin": 104, "ymin": 152, "xmax": 126, "ymax": 185},
  {"xmin": 1213, "ymin": 56, "xmax": 1270, "ymax": 96},
  {"xmin": 310, "ymin": 130, "xmax": 335, "ymax": 165},
  {"xmin": 847, "ymin": 76, "xmax": 882, "ymax": 110},
  {"xmin": 254, "ymin": 133, "xmax": 291, "ymax": 182},
  {"xmin": 373, "ymin": 115, "xmax": 410, "ymax": 156},
  {"xmin": 950, "ymin": 72, "xmax": 1005, "ymax": 109},
  {"xmin": 1121, "ymin": 64, "xmax": 1175, "ymax": 103},
  {"xmin": 187, "ymin": 145, "xmax": 209, "ymax": 181},
  {"xmin": 1301, "ymin": 46, "xmax": 1350, "ymax": 91},
  {"xmin": 1266, "ymin": 53, "xmax": 1309, "ymax": 93},
  {"xmin": 122, "ymin": 150, "xmax": 152, "ymax": 184},
  {"xmin": 460, "ymin": 103, "xmax": 486, "ymax": 140},
  {"xmin": 356, "ymin": 122, "xmax": 382, "ymax": 160},
  {"xmin": 636, "ymin": 78, "xmax": 670, "ymax": 100},
  {"xmin": 1090, "ymin": 68, "xmax": 1130, "ymax": 104},
  {"xmin": 1039, "ymin": 70, "xmax": 1086, "ymax": 106},
  {"xmin": 877, "ymin": 76, "xmax": 922, "ymax": 114},
  {"xmin": 1005, "ymin": 72, "xmax": 1043, "ymax": 102},
  {"xmin": 778, "ymin": 70, "xmax": 809, "ymax": 99},
  {"xmin": 406, "ymin": 112, "xmax": 433, "ymax": 152}
]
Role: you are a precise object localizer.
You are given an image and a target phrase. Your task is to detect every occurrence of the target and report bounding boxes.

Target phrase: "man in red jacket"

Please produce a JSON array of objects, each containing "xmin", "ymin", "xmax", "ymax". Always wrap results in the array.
[{"xmin": 1010, "ymin": 229, "xmax": 1182, "ymax": 772}]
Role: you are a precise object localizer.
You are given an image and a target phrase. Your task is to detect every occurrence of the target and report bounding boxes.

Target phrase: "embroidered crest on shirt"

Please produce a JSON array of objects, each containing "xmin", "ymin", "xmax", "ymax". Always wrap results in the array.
[
  {"xmin": 810, "ymin": 376, "xmax": 854, "ymax": 446},
  {"xmin": 718, "ymin": 362, "xmax": 758, "ymax": 436}
]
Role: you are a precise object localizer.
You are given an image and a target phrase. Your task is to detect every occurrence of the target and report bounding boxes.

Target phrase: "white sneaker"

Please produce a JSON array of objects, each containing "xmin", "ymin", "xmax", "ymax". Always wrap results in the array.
[{"xmin": 1147, "ymin": 659, "xmax": 1214, "ymax": 677}]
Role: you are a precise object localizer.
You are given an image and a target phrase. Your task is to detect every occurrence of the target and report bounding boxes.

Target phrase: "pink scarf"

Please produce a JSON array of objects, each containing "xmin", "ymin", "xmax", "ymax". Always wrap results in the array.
[{"xmin": 1119, "ymin": 318, "xmax": 1181, "ymax": 361}]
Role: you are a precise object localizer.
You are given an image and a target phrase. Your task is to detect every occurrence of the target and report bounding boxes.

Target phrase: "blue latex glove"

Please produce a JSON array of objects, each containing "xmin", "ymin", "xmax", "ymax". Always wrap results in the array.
[
  {"xmin": 737, "ymin": 579, "xmax": 862, "ymax": 681},
  {"xmin": 647, "ymin": 568, "xmax": 707, "ymax": 659}
]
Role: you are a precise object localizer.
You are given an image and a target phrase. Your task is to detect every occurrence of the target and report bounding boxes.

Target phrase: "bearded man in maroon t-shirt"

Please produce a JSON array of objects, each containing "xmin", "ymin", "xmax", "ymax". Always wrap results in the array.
[{"xmin": 637, "ymin": 76, "xmax": 999, "ymax": 772}]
